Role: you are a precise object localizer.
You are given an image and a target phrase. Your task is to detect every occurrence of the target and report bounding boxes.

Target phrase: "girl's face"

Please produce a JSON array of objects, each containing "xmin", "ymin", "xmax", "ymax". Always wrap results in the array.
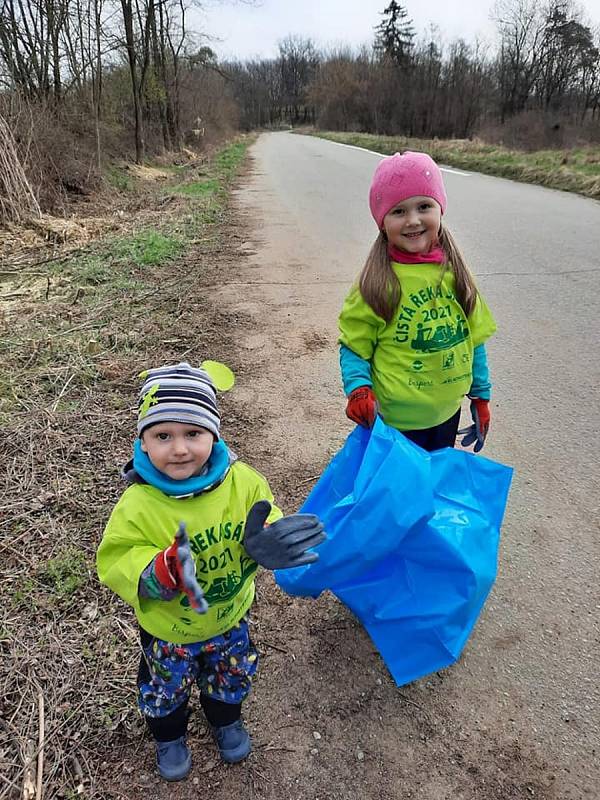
[
  {"xmin": 382, "ymin": 196, "xmax": 442, "ymax": 254},
  {"xmin": 141, "ymin": 422, "xmax": 214, "ymax": 480}
]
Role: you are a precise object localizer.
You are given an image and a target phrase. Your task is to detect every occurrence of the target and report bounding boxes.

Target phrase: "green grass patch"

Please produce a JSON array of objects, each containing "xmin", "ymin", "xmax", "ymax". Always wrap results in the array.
[
  {"xmin": 174, "ymin": 178, "xmax": 220, "ymax": 197},
  {"xmin": 117, "ymin": 229, "xmax": 183, "ymax": 266},
  {"xmin": 14, "ymin": 577, "xmax": 36, "ymax": 606},
  {"xmin": 70, "ymin": 254, "xmax": 114, "ymax": 285},
  {"xmin": 66, "ymin": 229, "xmax": 183, "ymax": 288},
  {"xmin": 215, "ymin": 141, "xmax": 248, "ymax": 179},
  {"xmin": 105, "ymin": 165, "xmax": 134, "ymax": 192},
  {"xmin": 14, "ymin": 548, "xmax": 89, "ymax": 609},
  {"xmin": 304, "ymin": 131, "xmax": 600, "ymax": 200},
  {"xmin": 1, "ymin": 135, "xmax": 254, "ymax": 417},
  {"xmin": 39, "ymin": 548, "xmax": 88, "ymax": 597},
  {"xmin": 170, "ymin": 139, "xmax": 251, "ymax": 201}
]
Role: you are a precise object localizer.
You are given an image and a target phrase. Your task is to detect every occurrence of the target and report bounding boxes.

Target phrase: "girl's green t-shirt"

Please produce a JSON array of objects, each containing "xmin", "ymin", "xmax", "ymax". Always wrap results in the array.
[
  {"xmin": 338, "ymin": 261, "xmax": 497, "ymax": 431},
  {"xmin": 97, "ymin": 461, "xmax": 282, "ymax": 643}
]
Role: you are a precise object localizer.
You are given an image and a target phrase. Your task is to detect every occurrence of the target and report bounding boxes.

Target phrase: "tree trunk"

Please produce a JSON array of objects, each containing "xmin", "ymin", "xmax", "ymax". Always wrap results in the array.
[{"xmin": 121, "ymin": 0, "xmax": 144, "ymax": 162}]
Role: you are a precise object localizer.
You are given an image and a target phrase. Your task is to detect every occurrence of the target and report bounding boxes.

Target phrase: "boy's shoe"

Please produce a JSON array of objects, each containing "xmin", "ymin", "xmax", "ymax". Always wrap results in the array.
[
  {"xmin": 156, "ymin": 736, "xmax": 192, "ymax": 781},
  {"xmin": 212, "ymin": 720, "xmax": 252, "ymax": 763}
]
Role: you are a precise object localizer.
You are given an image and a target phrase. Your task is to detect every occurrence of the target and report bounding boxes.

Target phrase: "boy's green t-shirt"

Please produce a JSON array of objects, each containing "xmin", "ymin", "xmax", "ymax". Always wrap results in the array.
[
  {"xmin": 339, "ymin": 262, "xmax": 497, "ymax": 430},
  {"xmin": 97, "ymin": 460, "xmax": 282, "ymax": 643}
]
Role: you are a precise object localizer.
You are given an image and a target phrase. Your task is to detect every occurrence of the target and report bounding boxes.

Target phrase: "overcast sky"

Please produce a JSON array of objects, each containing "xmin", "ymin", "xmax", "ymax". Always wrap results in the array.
[{"xmin": 195, "ymin": 0, "xmax": 600, "ymax": 61}]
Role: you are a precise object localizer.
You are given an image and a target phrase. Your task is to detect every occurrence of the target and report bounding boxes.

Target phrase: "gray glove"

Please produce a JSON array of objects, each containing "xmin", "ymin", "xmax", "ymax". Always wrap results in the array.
[{"xmin": 243, "ymin": 500, "xmax": 326, "ymax": 570}]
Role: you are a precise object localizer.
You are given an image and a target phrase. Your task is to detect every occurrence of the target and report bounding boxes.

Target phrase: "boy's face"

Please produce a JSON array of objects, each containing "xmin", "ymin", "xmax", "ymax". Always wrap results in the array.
[{"xmin": 141, "ymin": 422, "xmax": 214, "ymax": 480}]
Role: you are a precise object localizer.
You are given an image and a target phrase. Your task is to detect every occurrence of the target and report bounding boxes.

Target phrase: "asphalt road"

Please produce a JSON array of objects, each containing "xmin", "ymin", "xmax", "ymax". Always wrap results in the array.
[{"xmin": 229, "ymin": 131, "xmax": 600, "ymax": 797}]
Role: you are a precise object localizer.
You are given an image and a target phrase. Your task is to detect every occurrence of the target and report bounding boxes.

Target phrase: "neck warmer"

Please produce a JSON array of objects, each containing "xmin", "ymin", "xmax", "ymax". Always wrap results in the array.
[
  {"xmin": 131, "ymin": 438, "xmax": 233, "ymax": 497},
  {"xmin": 388, "ymin": 243, "xmax": 446, "ymax": 265}
]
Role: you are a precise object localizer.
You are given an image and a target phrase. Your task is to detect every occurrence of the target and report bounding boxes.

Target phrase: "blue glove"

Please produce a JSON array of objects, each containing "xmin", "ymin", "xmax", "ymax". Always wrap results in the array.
[{"xmin": 243, "ymin": 500, "xmax": 326, "ymax": 570}]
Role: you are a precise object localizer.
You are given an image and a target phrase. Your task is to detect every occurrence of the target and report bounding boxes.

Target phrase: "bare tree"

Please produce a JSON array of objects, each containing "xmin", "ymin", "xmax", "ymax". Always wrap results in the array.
[
  {"xmin": 577, "ymin": 25, "xmax": 600, "ymax": 122},
  {"xmin": 278, "ymin": 35, "xmax": 319, "ymax": 124},
  {"xmin": 0, "ymin": 0, "xmax": 53, "ymax": 99},
  {"xmin": 121, "ymin": 0, "xmax": 145, "ymax": 161},
  {"xmin": 536, "ymin": 0, "xmax": 598, "ymax": 112},
  {"xmin": 413, "ymin": 30, "xmax": 443, "ymax": 138},
  {"xmin": 226, "ymin": 58, "xmax": 282, "ymax": 129},
  {"xmin": 492, "ymin": 0, "xmax": 544, "ymax": 120}
]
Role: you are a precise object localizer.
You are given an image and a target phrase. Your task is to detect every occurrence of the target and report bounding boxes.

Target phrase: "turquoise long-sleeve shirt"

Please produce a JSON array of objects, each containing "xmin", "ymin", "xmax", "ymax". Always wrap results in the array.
[{"xmin": 340, "ymin": 342, "xmax": 491, "ymax": 400}]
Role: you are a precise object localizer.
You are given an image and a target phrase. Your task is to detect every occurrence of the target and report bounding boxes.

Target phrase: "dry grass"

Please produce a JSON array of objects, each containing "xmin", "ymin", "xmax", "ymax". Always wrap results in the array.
[
  {"xmin": 306, "ymin": 130, "xmax": 600, "ymax": 200},
  {"xmin": 0, "ymin": 137, "xmax": 253, "ymax": 799},
  {"xmin": 0, "ymin": 114, "xmax": 41, "ymax": 224}
]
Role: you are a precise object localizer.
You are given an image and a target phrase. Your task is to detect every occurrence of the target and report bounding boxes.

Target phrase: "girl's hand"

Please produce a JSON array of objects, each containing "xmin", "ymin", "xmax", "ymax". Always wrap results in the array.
[
  {"xmin": 154, "ymin": 523, "xmax": 208, "ymax": 614},
  {"xmin": 346, "ymin": 386, "xmax": 378, "ymax": 428},
  {"xmin": 459, "ymin": 398, "xmax": 490, "ymax": 452}
]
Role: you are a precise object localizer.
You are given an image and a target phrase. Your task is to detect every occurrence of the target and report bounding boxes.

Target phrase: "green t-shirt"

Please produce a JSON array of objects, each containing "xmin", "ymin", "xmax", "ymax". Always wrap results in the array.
[
  {"xmin": 97, "ymin": 461, "xmax": 282, "ymax": 643},
  {"xmin": 338, "ymin": 261, "xmax": 497, "ymax": 430}
]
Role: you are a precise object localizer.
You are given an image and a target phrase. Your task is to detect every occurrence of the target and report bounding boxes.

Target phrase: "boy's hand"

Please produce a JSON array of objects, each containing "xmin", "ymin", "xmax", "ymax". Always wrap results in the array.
[
  {"xmin": 459, "ymin": 398, "xmax": 490, "ymax": 453},
  {"xmin": 346, "ymin": 386, "xmax": 378, "ymax": 427},
  {"xmin": 243, "ymin": 500, "xmax": 326, "ymax": 570},
  {"xmin": 154, "ymin": 523, "xmax": 208, "ymax": 614}
]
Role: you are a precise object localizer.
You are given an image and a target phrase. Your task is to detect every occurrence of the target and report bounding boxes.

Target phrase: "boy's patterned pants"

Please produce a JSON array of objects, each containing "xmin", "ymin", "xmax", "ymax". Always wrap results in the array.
[{"xmin": 137, "ymin": 617, "xmax": 258, "ymax": 741}]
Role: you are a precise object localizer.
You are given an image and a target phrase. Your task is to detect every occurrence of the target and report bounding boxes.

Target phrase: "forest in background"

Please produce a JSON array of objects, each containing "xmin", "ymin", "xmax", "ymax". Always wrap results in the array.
[{"xmin": 1, "ymin": 0, "xmax": 599, "ymax": 220}]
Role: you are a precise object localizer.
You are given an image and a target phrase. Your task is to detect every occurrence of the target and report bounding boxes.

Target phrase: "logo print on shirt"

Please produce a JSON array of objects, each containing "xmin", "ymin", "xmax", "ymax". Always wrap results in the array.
[
  {"xmin": 411, "ymin": 315, "xmax": 468, "ymax": 353},
  {"xmin": 442, "ymin": 352, "xmax": 455, "ymax": 370}
]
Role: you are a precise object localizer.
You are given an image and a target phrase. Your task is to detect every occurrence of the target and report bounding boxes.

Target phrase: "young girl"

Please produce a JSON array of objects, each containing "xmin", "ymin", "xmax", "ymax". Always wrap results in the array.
[{"xmin": 339, "ymin": 151, "xmax": 496, "ymax": 452}]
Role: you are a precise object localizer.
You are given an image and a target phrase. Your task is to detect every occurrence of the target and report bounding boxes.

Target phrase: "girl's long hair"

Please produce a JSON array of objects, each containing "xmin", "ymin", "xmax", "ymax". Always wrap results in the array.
[{"xmin": 358, "ymin": 225, "xmax": 478, "ymax": 323}]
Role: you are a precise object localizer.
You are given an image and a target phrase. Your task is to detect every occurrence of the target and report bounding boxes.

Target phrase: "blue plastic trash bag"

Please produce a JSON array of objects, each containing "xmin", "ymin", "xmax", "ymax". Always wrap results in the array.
[
  {"xmin": 276, "ymin": 418, "xmax": 434, "ymax": 597},
  {"xmin": 275, "ymin": 417, "xmax": 513, "ymax": 686}
]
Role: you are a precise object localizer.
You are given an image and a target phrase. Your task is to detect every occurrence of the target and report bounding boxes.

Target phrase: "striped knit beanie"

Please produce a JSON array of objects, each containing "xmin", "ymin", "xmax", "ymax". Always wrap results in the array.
[{"xmin": 137, "ymin": 362, "xmax": 221, "ymax": 440}]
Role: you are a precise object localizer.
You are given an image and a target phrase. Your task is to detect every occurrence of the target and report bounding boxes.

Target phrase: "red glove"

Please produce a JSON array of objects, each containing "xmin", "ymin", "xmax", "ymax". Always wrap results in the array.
[
  {"xmin": 472, "ymin": 398, "xmax": 491, "ymax": 436},
  {"xmin": 154, "ymin": 523, "xmax": 208, "ymax": 613},
  {"xmin": 345, "ymin": 386, "xmax": 378, "ymax": 428},
  {"xmin": 459, "ymin": 398, "xmax": 490, "ymax": 452}
]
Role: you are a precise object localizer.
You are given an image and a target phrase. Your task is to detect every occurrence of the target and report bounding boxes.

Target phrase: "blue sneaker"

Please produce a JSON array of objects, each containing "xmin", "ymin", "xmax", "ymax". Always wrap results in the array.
[
  {"xmin": 156, "ymin": 736, "xmax": 192, "ymax": 781},
  {"xmin": 212, "ymin": 720, "xmax": 252, "ymax": 763}
]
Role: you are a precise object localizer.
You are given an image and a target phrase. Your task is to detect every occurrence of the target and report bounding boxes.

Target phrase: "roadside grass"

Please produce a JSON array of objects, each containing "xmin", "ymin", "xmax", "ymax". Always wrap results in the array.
[
  {"xmin": 174, "ymin": 178, "xmax": 220, "ymax": 197},
  {"xmin": 305, "ymin": 131, "xmax": 600, "ymax": 200},
  {"xmin": 171, "ymin": 142, "xmax": 248, "ymax": 202},
  {"xmin": 13, "ymin": 547, "xmax": 90, "ymax": 610},
  {"xmin": 105, "ymin": 165, "xmax": 135, "ymax": 193},
  {"xmin": 67, "ymin": 230, "xmax": 184, "ymax": 289},
  {"xmin": 40, "ymin": 547, "xmax": 88, "ymax": 595},
  {"xmin": 0, "ymin": 135, "xmax": 254, "ymax": 797}
]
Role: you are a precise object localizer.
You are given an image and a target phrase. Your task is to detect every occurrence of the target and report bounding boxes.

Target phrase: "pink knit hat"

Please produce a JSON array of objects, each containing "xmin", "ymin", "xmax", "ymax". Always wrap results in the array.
[{"xmin": 369, "ymin": 151, "xmax": 447, "ymax": 229}]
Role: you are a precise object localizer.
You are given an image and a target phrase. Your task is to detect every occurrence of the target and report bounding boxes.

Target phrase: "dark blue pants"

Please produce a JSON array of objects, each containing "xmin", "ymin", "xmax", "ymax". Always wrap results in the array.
[
  {"xmin": 137, "ymin": 618, "xmax": 257, "ymax": 742},
  {"xmin": 401, "ymin": 408, "xmax": 461, "ymax": 452}
]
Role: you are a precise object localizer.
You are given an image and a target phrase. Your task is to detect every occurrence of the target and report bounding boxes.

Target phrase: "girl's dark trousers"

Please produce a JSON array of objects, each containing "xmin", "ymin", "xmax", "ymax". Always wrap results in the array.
[{"xmin": 401, "ymin": 408, "xmax": 461, "ymax": 452}]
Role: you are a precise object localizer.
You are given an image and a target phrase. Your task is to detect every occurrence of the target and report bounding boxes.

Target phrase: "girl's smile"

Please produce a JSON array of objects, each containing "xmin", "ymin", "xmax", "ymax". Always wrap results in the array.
[{"xmin": 382, "ymin": 195, "xmax": 442, "ymax": 254}]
